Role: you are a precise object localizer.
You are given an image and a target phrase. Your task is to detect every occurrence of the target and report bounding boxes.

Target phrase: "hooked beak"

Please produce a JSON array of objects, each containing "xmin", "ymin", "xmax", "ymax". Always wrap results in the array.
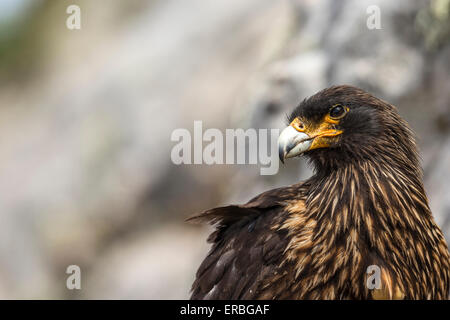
[
  {"xmin": 278, "ymin": 126, "xmax": 312, "ymax": 163},
  {"xmin": 278, "ymin": 117, "xmax": 343, "ymax": 163}
]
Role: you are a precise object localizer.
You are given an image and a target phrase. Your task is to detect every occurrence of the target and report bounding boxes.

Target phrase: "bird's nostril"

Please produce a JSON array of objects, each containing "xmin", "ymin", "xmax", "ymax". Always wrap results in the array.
[{"xmin": 291, "ymin": 118, "xmax": 305, "ymax": 132}]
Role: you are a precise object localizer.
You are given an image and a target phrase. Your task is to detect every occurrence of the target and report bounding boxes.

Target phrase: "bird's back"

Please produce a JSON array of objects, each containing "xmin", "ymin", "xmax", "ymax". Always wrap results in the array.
[
  {"xmin": 189, "ymin": 186, "xmax": 300, "ymax": 299},
  {"xmin": 189, "ymin": 181, "xmax": 450, "ymax": 300}
]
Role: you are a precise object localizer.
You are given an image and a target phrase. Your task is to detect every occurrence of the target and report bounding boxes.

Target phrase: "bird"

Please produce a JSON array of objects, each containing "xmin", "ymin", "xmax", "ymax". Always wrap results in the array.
[{"xmin": 187, "ymin": 85, "xmax": 450, "ymax": 300}]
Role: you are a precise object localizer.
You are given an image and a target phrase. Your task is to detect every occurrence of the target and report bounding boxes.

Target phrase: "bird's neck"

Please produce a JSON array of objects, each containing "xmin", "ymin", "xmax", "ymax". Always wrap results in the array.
[{"xmin": 305, "ymin": 158, "xmax": 431, "ymax": 241}]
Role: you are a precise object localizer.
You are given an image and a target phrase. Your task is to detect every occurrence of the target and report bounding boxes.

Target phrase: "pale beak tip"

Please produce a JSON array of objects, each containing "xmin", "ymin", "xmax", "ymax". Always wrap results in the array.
[{"xmin": 278, "ymin": 126, "xmax": 312, "ymax": 164}]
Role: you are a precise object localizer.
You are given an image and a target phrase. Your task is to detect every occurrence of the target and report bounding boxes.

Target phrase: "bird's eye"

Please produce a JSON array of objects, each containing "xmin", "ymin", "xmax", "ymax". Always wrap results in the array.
[{"xmin": 329, "ymin": 104, "xmax": 347, "ymax": 119}]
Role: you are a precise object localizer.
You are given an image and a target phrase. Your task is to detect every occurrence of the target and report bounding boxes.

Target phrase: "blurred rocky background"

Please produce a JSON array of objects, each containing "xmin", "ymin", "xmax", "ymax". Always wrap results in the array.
[{"xmin": 0, "ymin": 0, "xmax": 449, "ymax": 299}]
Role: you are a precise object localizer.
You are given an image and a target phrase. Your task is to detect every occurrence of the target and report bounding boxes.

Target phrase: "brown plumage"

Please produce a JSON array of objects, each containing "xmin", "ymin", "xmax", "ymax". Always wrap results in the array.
[{"xmin": 188, "ymin": 85, "xmax": 450, "ymax": 300}]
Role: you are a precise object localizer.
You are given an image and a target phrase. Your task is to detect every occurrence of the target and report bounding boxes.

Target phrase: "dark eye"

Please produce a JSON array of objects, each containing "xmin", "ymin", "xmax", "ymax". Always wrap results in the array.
[{"xmin": 329, "ymin": 104, "xmax": 346, "ymax": 118}]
